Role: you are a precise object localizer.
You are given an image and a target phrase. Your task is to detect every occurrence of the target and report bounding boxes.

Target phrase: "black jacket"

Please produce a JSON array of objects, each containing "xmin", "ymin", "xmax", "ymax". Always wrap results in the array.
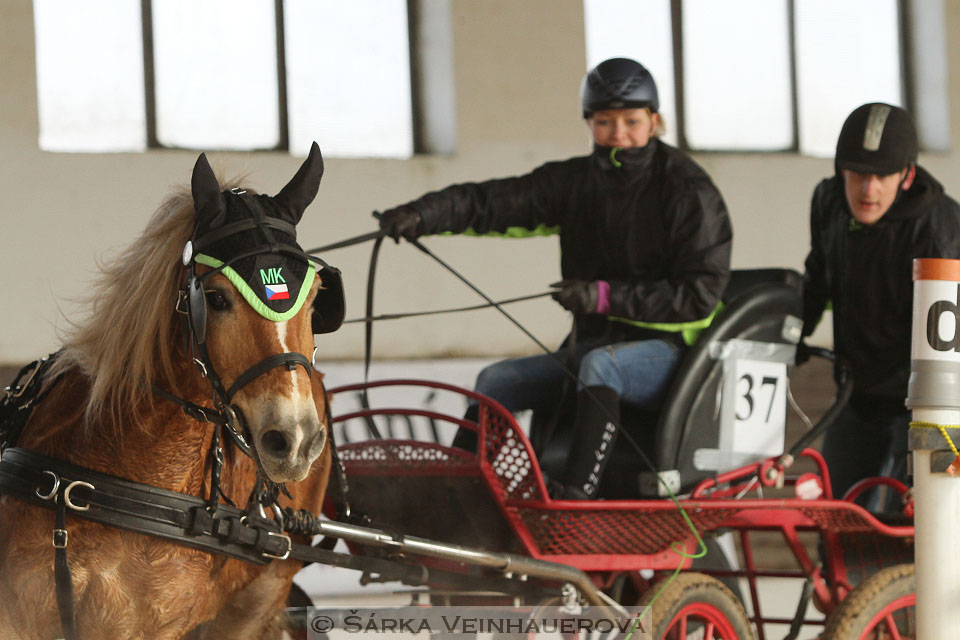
[
  {"xmin": 404, "ymin": 139, "xmax": 733, "ymax": 347},
  {"xmin": 802, "ymin": 166, "xmax": 960, "ymax": 408}
]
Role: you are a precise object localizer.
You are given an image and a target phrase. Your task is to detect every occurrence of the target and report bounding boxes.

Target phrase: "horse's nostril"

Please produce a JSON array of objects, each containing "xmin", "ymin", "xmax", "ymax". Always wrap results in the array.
[{"xmin": 261, "ymin": 429, "xmax": 291, "ymax": 458}]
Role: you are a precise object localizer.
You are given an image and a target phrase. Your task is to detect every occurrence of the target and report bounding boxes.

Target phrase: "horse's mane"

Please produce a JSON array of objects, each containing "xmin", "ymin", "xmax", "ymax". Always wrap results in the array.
[{"xmin": 54, "ymin": 177, "xmax": 245, "ymax": 431}]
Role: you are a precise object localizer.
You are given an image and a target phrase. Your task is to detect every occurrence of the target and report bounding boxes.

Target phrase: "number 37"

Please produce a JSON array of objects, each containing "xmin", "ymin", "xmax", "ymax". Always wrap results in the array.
[{"xmin": 736, "ymin": 374, "xmax": 779, "ymax": 423}]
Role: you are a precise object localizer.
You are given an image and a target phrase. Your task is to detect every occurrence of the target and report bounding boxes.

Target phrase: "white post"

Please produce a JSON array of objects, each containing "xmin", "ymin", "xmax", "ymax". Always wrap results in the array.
[{"xmin": 907, "ymin": 258, "xmax": 960, "ymax": 640}]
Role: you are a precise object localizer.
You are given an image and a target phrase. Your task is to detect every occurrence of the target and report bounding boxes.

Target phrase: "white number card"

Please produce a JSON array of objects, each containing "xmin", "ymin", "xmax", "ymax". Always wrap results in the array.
[{"xmin": 726, "ymin": 359, "xmax": 787, "ymax": 457}]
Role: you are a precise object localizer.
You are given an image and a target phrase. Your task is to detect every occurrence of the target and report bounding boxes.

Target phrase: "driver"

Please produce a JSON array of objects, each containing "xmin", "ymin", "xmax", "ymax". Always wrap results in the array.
[
  {"xmin": 379, "ymin": 58, "xmax": 732, "ymax": 499},
  {"xmin": 800, "ymin": 103, "xmax": 960, "ymax": 503}
]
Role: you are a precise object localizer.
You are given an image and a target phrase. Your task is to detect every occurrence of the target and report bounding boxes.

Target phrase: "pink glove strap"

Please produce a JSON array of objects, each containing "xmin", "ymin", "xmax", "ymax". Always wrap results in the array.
[{"xmin": 595, "ymin": 280, "xmax": 611, "ymax": 314}]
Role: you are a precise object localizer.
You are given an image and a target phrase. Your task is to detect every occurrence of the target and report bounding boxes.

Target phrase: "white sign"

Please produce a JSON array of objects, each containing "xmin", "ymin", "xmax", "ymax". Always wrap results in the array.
[
  {"xmin": 912, "ymin": 279, "xmax": 960, "ymax": 362},
  {"xmin": 723, "ymin": 358, "xmax": 787, "ymax": 460}
]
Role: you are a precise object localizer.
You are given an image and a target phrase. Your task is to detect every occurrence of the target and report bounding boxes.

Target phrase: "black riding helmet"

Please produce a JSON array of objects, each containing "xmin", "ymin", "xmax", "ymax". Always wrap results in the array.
[
  {"xmin": 581, "ymin": 57, "xmax": 659, "ymax": 118},
  {"xmin": 835, "ymin": 103, "xmax": 918, "ymax": 176}
]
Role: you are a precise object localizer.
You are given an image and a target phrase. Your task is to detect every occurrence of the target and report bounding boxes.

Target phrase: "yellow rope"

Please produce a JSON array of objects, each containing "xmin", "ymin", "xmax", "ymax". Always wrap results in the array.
[{"xmin": 910, "ymin": 421, "xmax": 960, "ymax": 459}]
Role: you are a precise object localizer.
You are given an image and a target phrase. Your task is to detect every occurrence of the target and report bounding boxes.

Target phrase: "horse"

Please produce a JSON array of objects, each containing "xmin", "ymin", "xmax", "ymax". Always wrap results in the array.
[{"xmin": 0, "ymin": 143, "xmax": 338, "ymax": 639}]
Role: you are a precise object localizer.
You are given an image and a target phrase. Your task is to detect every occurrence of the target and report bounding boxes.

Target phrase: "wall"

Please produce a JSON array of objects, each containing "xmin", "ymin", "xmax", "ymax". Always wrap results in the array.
[{"xmin": 1, "ymin": 0, "xmax": 957, "ymax": 365}]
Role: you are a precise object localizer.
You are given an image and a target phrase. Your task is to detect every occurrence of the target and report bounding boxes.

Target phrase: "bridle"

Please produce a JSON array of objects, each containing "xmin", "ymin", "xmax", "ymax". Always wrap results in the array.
[{"xmin": 156, "ymin": 187, "xmax": 343, "ymax": 511}]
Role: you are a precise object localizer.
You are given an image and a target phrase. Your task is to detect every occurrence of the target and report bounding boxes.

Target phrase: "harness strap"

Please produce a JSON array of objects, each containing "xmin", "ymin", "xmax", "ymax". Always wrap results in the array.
[
  {"xmin": 0, "ymin": 448, "xmax": 291, "ymax": 565},
  {"xmin": 151, "ymin": 386, "xmax": 229, "ymax": 426},
  {"xmin": 192, "ymin": 217, "xmax": 297, "ymax": 253},
  {"xmin": 225, "ymin": 352, "xmax": 312, "ymax": 402},
  {"xmin": 53, "ymin": 488, "xmax": 78, "ymax": 640},
  {"xmin": 1, "ymin": 351, "xmax": 64, "ymax": 449}
]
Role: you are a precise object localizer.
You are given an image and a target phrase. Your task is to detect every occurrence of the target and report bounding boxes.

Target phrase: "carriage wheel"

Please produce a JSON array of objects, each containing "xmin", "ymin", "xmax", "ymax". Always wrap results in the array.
[
  {"xmin": 822, "ymin": 563, "xmax": 915, "ymax": 639},
  {"xmin": 639, "ymin": 572, "xmax": 753, "ymax": 640}
]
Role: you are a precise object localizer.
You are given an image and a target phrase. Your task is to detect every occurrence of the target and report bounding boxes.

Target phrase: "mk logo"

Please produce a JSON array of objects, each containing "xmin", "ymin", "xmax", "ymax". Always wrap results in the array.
[{"xmin": 260, "ymin": 267, "xmax": 285, "ymax": 285}]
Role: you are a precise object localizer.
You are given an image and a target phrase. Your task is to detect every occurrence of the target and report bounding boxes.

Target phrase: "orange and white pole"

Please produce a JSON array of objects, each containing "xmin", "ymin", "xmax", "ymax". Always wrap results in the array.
[{"xmin": 908, "ymin": 258, "xmax": 960, "ymax": 639}]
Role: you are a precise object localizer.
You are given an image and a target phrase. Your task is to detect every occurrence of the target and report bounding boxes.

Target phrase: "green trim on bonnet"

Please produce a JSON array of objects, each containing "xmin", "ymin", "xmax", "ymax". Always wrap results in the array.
[
  {"xmin": 195, "ymin": 254, "xmax": 316, "ymax": 322},
  {"xmin": 437, "ymin": 223, "xmax": 560, "ymax": 238},
  {"xmin": 609, "ymin": 302, "xmax": 723, "ymax": 346}
]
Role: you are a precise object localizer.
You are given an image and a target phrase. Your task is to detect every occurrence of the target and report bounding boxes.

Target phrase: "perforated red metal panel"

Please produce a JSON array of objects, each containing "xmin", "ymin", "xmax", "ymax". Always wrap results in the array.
[
  {"xmin": 340, "ymin": 440, "xmax": 474, "ymax": 472},
  {"xmin": 514, "ymin": 506, "xmax": 738, "ymax": 556},
  {"xmin": 798, "ymin": 506, "xmax": 886, "ymax": 534},
  {"xmin": 480, "ymin": 404, "xmax": 545, "ymax": 503}
]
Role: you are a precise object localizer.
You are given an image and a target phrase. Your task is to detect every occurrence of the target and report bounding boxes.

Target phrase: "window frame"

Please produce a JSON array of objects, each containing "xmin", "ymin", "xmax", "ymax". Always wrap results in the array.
[{"xmin": 666, "ymin": 0, "xmax": 911, "ymax": 154}]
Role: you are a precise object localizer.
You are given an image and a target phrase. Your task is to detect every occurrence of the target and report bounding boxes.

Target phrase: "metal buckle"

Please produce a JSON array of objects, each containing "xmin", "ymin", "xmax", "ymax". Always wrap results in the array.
[
  {"xmin": 63, "ymin": 480, "xmax": 95, "ymax": 511},
  {"xmin": 262, "ymin": 532, "xmax": 291, "ymax": 560},
  {"xmin": 271, "ymin": 503, "xmax": 285, "ymax": 532},
  {"xmin": 5, "ymin": 357, "xmax": 46, "ymax": 399},
  {"xmin": 223, "ymin": 405, "xmax": 249, "ymax": 448},
  {"xmin": 52, "ymin": 528, "xmax": 68, "ymax": 549},
  {"xmin": 193, "ymin": 358, "xmax": 209, "ymax": 378},
  {"xmin": 35, "ymin": 470, "xmax": 60, "ymax": 500},
  {"xmin": 175, "ymin": 290, "xmax": 190, "ymax": 315}
]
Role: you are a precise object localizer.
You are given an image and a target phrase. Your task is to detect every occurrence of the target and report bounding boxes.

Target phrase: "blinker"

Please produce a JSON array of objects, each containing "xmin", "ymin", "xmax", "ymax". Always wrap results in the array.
[
  {"xmin": 313, "ymin": 266, "xmax": 345, "ymax": 334},
  {"xmin": 188, "ymin": 276, "xmax": 208, "ymax": 344}
]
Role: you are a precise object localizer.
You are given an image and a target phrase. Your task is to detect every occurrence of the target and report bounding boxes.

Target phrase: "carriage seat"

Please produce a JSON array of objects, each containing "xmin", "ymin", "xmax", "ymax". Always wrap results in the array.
[{"xmin": 534, "ymin": 268, "xmax": 803, "ymax": 499}]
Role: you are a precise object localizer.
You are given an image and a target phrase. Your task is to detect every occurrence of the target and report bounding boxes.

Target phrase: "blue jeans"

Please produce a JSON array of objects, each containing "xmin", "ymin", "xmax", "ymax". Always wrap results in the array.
[{"xmin": 474, "ymin": 339, "xmax": 684, "ymax": 412}]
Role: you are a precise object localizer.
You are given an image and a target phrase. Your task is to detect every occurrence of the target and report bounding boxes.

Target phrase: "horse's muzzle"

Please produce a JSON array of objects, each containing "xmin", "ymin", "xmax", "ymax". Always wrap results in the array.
[{"xmin": 256, "ymin": 416, "xmax": 326, "ymax": 483}]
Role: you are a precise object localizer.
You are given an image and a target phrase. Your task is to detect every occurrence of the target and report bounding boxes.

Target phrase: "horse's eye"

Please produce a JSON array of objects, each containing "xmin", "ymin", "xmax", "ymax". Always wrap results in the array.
[{"xmin": 205, "ymin": 290, "xmax": 231, "ymax": 311}]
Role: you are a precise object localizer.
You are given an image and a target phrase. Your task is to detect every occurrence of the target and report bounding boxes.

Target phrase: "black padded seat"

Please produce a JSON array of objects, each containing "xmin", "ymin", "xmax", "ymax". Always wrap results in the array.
[
  {"xmin": 533, "ymin": 269, "xmax": 803, "ymax": 498},
  {"xmin": 648, "ymin": 268, "xmax": 802, "ymax": 494}
]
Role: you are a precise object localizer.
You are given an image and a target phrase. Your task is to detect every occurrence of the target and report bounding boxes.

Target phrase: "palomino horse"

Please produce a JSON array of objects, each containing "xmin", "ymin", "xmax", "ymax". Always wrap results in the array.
[{"xmin": 0, "ymin": 144, "xmax": 338, "ymax": 639}]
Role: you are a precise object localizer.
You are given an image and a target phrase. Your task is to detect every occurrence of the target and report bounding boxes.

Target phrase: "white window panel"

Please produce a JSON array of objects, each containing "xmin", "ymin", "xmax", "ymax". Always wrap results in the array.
[
  {"xmin": 34, "ymin": 0, "xmax": 146, "ymax": 152},
  {"xmin": 683, "ymin": 0, "xmax": 793, "ymax": 150},
  {"xmin": 795, "ymin": 0, "xmax": 902, "ymax": 157},
  {"xmin": 284, "ymin": 0, "xmax": 413, "ymax": 158},
  {"xmin": 583, "ymin": 0, "xmax": 677, "ymax": 147},
  {"xmin": 152, "ymin": 0, "xmax": 279, "ymax": 150}
]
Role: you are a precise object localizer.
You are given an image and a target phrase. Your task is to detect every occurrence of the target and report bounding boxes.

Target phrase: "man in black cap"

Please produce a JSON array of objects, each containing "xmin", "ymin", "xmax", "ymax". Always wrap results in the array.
[{"xmin": 801, "ymin": 102, "xmax": 960, "ymax": 504}]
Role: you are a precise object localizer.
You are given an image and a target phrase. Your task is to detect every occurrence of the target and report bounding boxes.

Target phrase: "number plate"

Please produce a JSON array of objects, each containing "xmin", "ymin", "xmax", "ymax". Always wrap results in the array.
[{"xmin": 725, "ymin": 358, "xmax": 787, "ymax": 457}]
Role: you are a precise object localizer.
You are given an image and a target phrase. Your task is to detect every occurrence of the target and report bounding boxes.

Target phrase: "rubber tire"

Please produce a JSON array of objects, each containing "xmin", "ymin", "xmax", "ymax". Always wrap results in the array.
[
  {"xmin": 639, "ymin": 572, "xmax": 754, "ymax": 640},
  {"xmin": 690, "ymin": 535, "xmax": 746, "ymax": 606},
  {"xmin": 822, "ymin": 563, "xmax": 915, "ymax": 640}
]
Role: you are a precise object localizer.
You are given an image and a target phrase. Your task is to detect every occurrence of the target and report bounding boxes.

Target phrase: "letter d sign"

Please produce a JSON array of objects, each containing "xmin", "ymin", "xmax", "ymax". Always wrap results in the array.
[
  {"xmin": 927, "ymin": 285, "xmax": 960, "ymax": 352},
  {"xmin": 913, "ymin": 260, "xmax": 960, "ymax": 363}
]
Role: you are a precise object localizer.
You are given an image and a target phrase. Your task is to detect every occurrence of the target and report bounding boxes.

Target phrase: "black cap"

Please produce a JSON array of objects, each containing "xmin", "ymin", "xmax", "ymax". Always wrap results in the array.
[
  {"xmin": 835, "ymin": 103, "xmax": 918, "ymax": 175},
  {"xmin": 581, "ymin": 58, "xmax": 659, "ymax": 118}
]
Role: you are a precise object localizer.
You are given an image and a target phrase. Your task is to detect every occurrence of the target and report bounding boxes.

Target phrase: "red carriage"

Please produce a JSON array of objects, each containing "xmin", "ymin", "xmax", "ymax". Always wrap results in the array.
[{"xmin": 308, "ymin": 268, "xmax": 916, "ymax": 640}]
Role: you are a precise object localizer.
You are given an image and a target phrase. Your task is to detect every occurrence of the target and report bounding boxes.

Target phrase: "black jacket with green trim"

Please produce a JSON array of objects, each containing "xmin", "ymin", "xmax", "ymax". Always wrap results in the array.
[
  {"xmin": 802, "ymin": 166, "xmax": 960, "ymax": 409},
  {"xmin": 403, "ymin": 139, "xmax": 733, "ymax": 348}
]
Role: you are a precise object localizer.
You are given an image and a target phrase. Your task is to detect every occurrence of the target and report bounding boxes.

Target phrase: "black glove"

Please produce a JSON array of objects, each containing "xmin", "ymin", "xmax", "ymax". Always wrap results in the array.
[
  {"xmin": 378, "ymin": 206, "xmax": 422, "ymax": 243},
  {"xmin": 550, "ymin": 280, "xmax": 598, "ymax": 314},
  {"xmin": 795, "ymin": 340, "xmax": 812, "ymax": 366}
]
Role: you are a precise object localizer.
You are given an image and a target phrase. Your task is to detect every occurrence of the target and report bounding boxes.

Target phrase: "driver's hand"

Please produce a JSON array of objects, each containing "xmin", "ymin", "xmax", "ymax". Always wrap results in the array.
[
  {"xmin": 550, "ymin": 280, "xmax": 599, "ymax": 315},
  {"xmin": 379, "ymin": 206, "xmax": 422, "ymax": 243}
]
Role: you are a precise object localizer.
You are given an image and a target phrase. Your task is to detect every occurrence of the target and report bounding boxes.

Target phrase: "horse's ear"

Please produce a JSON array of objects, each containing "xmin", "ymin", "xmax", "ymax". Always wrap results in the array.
[
  {"xmin": 274, "ymin": 142, "xmax": 324, "ymax": 224},
  {"xmin": 191, "ymin": 152, "xmax": 225, "ymax": 223}
]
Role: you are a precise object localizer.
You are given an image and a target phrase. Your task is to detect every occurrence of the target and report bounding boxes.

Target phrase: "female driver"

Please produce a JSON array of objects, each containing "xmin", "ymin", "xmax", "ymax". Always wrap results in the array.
[{"xmin": 379, "ymin": 58, "xmax": 732, "ymax": 499}]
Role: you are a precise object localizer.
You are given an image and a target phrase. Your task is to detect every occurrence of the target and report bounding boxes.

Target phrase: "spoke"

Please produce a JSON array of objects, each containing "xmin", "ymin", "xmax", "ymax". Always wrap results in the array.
[
  {"xmin": 705, "ymin": 620, "xmax": 716, "ymax": 639},
  {"xmin": 883, "ymin": 613, "xmax": 903, "ymax": 640},
  {"xmin": 678, "ymin": 614, "xmax": 687, "ymax": 639}
]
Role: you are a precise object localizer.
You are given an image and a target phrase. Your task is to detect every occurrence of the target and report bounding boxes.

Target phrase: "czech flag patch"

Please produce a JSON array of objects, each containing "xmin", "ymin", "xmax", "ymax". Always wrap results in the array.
[{"xmin": 265, "ymin": 283, "xmax": 290, "ymax": 300}]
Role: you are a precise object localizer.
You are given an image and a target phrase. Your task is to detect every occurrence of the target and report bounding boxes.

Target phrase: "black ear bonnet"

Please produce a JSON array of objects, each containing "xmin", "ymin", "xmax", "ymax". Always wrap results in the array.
[{"xmin": 183, "ymin": 142, "xmax": 344, "ymax": 344}]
